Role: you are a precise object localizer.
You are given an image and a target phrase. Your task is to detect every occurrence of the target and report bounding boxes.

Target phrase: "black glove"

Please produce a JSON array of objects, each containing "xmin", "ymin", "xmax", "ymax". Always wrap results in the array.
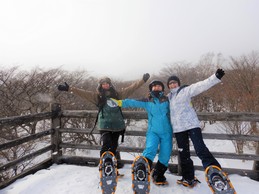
[
  {"xmin": 58, "ymin": 82, "xmax": 69, "ymax": 91},
  {"xmin": 215, "ymin": 69, "xmax": 225, "ymax": 80},
  {"xmin": 143, "ymin": 73, "xmax": 150, "ymax": 82}
]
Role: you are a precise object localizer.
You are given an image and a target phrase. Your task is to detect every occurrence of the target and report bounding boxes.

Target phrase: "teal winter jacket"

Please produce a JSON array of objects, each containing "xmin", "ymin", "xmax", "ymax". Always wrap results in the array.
[
  {"xmin": 121, "ymin": 94, "xmax": 173, "ymax": 166},
  {"xmin": 122, "ymin": 98, "xmax": 172, "ymax": 135}
]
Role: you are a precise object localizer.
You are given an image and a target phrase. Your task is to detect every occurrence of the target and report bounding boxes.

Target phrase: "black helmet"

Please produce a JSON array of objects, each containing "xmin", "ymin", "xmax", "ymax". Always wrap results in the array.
[{"xmin": 149, "ymin": 80, "xmax": 165, "ymax": 91}]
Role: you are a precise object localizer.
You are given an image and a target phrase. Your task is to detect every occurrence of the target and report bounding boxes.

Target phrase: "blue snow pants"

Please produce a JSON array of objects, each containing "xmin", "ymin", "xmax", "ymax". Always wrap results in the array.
[{"xmin": 143, "ymin": 130, "xmax": 172, "ymax": 167}]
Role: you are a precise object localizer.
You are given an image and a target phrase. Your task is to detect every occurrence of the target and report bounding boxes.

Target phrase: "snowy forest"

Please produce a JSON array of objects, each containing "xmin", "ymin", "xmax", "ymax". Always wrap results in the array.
[{"xmin": 1, "ymin": 51, "xmax": 259, "ymax": 184}]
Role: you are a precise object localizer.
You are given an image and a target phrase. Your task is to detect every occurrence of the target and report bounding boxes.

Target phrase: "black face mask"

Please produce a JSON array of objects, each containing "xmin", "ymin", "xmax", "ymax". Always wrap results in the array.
[{"xmin": 151, "ymin": 91, "xmax": 163, "ymax": 98}]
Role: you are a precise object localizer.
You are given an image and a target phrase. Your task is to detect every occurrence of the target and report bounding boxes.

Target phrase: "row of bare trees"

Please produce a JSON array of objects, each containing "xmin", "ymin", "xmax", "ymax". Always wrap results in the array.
[{"xmin": 1, "ymin": 52, "xmax": 259, "ymax": 181}]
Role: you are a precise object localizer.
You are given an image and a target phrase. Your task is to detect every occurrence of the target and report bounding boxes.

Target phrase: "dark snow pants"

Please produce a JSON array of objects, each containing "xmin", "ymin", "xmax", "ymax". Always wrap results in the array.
[
  {"xmin": 175, "ymin": 127, "xmax": 221, "ymax": 180},
  {"xmin": 100, "ymin": 131, "xmax": 121, "ymax": 157}
]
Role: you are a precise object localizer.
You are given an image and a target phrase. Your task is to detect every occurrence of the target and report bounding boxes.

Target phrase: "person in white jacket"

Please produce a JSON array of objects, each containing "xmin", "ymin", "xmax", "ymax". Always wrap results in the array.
[{"xmin": 167, "ymin": 69, "xmax": 225, "ymax": 188}]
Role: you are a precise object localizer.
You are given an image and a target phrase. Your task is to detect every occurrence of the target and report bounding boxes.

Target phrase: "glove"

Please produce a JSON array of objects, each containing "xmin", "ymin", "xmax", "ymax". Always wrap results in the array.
[
  {"xmin": 108, "ymin": 98, "xmax": 122, "ymax": 107},
  {"xmin": 58, "ymin": 82, "xmax": 69, "ymax": 91},
  {"xmin": 143, "ymin": 73, "xmax": 150, "ymax": 82},
  {"xmin": 215, "ymin": 69, "xmax": 225, "ymax": 80}
]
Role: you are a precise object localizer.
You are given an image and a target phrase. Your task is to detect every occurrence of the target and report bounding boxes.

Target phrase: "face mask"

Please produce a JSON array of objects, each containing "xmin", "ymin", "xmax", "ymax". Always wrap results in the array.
[{"xmin": 152, "ymin": 91, "xmax": 163, "ymax": 98}]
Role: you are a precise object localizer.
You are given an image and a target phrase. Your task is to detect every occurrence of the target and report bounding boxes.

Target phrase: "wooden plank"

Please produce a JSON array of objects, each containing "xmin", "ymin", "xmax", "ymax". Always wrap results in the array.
[
  {"xmin": 58, "ymin": 128, "xmax": 259, "ymax": 142},
  {"xmin": 0, "ymin": 129, "xmax": 52, "ymax": 151},
  {"xmin": 58, "ymin": 128, "xmax": 146, "ymax": 137},
  {"xmin": 60, "ymin": 143, "xmax": 101, "ymax": 150},
  {"xmin": 59, "ymin": 128, "xmax": 97, "ymax": 134},
  {"xmin": 61, "ymin": 110, "xmax": 259, "ymax": 122},
  {"xmin": 61, "ymin": 110, "xmax": 98, "ymax": 118},
  {"xmin": 59, "ymin": 143, "xmax": 259, "ymax": 161},
  {"xmin": 202, "ymin": 133, "xmax": 259, "ymax": 141},
  {"xmin": 0, "ymin": 145, "xmax": 53, "ymax": 171},
  {"xmin": 198, "ymin": 112, "xmax": 259, "ymax": 122},
  {"xmin": 0, "ymin": 112, "xmax": 53, "ymax": 127},
  {"xmin": 190, "ymin": 151, "xmax": 259, "ymax": 161},
  {"xmin": 58, "ymin": 156, "xmax": 99, "ymax": 166}
]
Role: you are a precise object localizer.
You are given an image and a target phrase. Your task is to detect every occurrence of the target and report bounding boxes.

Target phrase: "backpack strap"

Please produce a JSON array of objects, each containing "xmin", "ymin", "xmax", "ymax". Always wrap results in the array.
[
  {"xmin": 89, "ymin": 106, "xmax": 102, "ymax": 135},
  {"xmin": 176, "ymin": 85, "xmax": 189, "ymax": 95},
  {"xmin": 118, "ymin": 107, "xmax": 125, "ymax": 143},
  {"xmin": 89, "ymin": 94, "xmax": 106, "ymax": 135}
]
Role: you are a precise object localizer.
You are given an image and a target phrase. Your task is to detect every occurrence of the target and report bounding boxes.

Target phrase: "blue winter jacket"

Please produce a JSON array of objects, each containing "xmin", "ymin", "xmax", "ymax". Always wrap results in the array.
[
  {"xmin": 121, "ymin": 94, "xmax": 173, "ymax": 166},
  {"xmin": 122, "ymin": 97, "xmax": 172, "ymax": 135}
]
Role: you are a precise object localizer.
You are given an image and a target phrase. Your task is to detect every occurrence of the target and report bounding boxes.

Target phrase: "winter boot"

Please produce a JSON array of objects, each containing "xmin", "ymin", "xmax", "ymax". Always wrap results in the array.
[
  {"xmin": 177, "ymin": 177, "xmax": 200, "ymax": 188},
  {"xmin": 152, "ymin": 160, "xmax": 168, "ymax": 185},
  {"xmin": 115, "ymin": 151, "xmax": 124, "ymax": 169},
  {"xmin": 146, "ymin": 158, "xmax": 153, "ymax": 170}
]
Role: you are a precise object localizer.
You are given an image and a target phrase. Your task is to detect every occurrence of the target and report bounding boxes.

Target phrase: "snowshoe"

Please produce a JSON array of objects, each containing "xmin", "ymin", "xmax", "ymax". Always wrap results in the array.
[
  {"xmin": 205, "ymin": 165, "xmax": 236, "ymax": 194},
  {"xmin": 177, "ymin": 177, "xmax": 200, "ymax": 188},
  {"xmin": 132, "ymin": 156, "xmax": 151, "ymax": 194},
  {"xmin": 99, "ymin": 151, "xmax": 118, "ymax": 194}
]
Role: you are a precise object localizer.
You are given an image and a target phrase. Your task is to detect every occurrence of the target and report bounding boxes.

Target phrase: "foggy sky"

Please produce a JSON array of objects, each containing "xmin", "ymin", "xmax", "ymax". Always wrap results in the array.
[{"xmin": 1, "ymin": 0, "xmax": 259, "ymax": 80}]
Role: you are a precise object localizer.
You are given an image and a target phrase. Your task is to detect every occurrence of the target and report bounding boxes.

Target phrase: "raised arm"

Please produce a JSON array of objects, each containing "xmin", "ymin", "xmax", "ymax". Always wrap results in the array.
[
  {"xmin": 58, "ymin": 82, "xmax": 97, "ymax": 105},
  {"xmin": 119, "ymin": 73, "xmax": 150, "ymax": 99}
]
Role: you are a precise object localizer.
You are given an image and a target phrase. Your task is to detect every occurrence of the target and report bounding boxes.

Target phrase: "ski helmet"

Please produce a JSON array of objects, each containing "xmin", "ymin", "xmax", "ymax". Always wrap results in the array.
[{"xmin": 149, "ymin": 80, "xmax": 165, "ymax": 91}]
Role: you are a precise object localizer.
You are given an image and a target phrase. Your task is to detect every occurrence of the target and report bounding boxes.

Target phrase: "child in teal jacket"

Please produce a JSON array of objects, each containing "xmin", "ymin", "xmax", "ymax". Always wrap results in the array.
[{"xmin": 110, "ymin": 80, "xmax": 172, "ymax": 185}]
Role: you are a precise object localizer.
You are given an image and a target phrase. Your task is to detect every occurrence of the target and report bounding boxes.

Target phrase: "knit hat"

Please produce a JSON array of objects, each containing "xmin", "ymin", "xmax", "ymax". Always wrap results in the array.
[
  {"xmin": 97, "ymin": 76, "xmax": 114, "ymax": 93},
  {"xmin": 99, "ymin": 77, "xmax": 111, "ymax": 84},
  {"xmin": 167, "ymin": 75, "xmax": 180, "ymax": 88},
  {"xmin": 149, "ymin": 80, "xmax": 165, "ymax": 91}
]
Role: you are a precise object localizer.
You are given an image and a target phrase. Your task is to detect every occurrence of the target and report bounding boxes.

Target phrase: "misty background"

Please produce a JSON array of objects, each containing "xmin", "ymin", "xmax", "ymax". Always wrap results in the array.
[{"xmin": 1, "ymin": 0, "xmax": 259, "ymax": 80}]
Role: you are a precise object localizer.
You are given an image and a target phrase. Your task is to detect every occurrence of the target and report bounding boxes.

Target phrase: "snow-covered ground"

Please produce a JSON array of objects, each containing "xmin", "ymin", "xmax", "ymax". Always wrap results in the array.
[
  {"xmin": 1, "ymin": 163, "xmax": 259, "ymax": 194},
  {"xmin": 1, "ymin": 121, "xmax": 258, "ymax": 193}
]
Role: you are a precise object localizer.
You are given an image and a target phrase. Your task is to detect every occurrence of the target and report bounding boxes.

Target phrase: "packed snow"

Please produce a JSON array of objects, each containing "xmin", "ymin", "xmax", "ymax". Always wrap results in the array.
[{"xmin": 1, "ymin": 163, "xmax": 259, "ymax": 194}]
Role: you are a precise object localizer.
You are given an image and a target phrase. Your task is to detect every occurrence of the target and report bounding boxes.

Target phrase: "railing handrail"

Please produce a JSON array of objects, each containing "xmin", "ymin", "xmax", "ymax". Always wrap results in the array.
[
  {"xmin": 0, "ymin": 111, "xmax": 53, "ymax": 127},
  {"xmin": 61, "ymin": 110, "xmax": 259, "ymax": 122}
]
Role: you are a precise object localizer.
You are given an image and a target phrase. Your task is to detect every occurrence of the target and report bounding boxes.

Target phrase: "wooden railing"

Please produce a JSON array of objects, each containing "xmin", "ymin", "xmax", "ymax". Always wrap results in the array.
[{"xmin": 0, "ymin": 103, "xmax": 259, "ymax": 189}]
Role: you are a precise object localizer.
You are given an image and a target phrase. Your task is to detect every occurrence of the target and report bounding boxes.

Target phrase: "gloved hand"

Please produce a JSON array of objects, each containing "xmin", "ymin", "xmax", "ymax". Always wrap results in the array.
[
  {"xmin": 215, "ymin": 69, "xmax": 225, "ymax": 80},
  {"xmin": 143, "ymin": 73, "xmax": 150, "ymax": 82},
  {"xmin": 58, "ymin": 82, "xmax": 69, "ymax": 91},
  {"xmin": 107, "ymin": 98, "xmax": 122, "ymax": 107}
]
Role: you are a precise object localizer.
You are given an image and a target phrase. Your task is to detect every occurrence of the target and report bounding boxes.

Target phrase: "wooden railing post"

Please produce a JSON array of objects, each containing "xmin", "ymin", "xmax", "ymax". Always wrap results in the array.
[
  {"xmin": 50, "ymin": 103, "xmax": 62, "ymax": 164},
  {"xmin": 253, "ymin": 142, "xmax": 259, "ymax": 180}
]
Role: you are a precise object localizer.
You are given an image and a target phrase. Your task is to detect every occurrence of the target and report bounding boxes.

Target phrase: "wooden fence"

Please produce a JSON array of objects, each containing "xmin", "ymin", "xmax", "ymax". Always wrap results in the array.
[{"xmin": 0, "ymin": 103, "xmax": 259, "ymax": 189}]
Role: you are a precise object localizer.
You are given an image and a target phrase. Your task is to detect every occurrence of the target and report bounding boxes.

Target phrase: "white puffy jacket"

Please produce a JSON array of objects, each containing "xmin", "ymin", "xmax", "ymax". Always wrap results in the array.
[{"xmin": 168, "ymin": 74, "xmax": 221, "ymax": 133}]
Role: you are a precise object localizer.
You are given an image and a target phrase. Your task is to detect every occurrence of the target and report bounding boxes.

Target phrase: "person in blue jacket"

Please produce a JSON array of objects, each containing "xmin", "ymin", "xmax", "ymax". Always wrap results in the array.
[{"xmin": 110, "ymin": 80, "xmax": 173, "ymax": 185}]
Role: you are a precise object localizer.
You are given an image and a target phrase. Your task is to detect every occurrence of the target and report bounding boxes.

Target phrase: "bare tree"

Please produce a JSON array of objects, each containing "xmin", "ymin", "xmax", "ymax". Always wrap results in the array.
[
  {"xmin": 219, "ymin": 52, "xmax": 259, "ymax": 154},
  {"xmin": 0, "ymin": 66, "xmax": 96, "ymax": 180},
  {"xmin": 219, "ymin": 121, "xmax": 253, "ymax": 154}
]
